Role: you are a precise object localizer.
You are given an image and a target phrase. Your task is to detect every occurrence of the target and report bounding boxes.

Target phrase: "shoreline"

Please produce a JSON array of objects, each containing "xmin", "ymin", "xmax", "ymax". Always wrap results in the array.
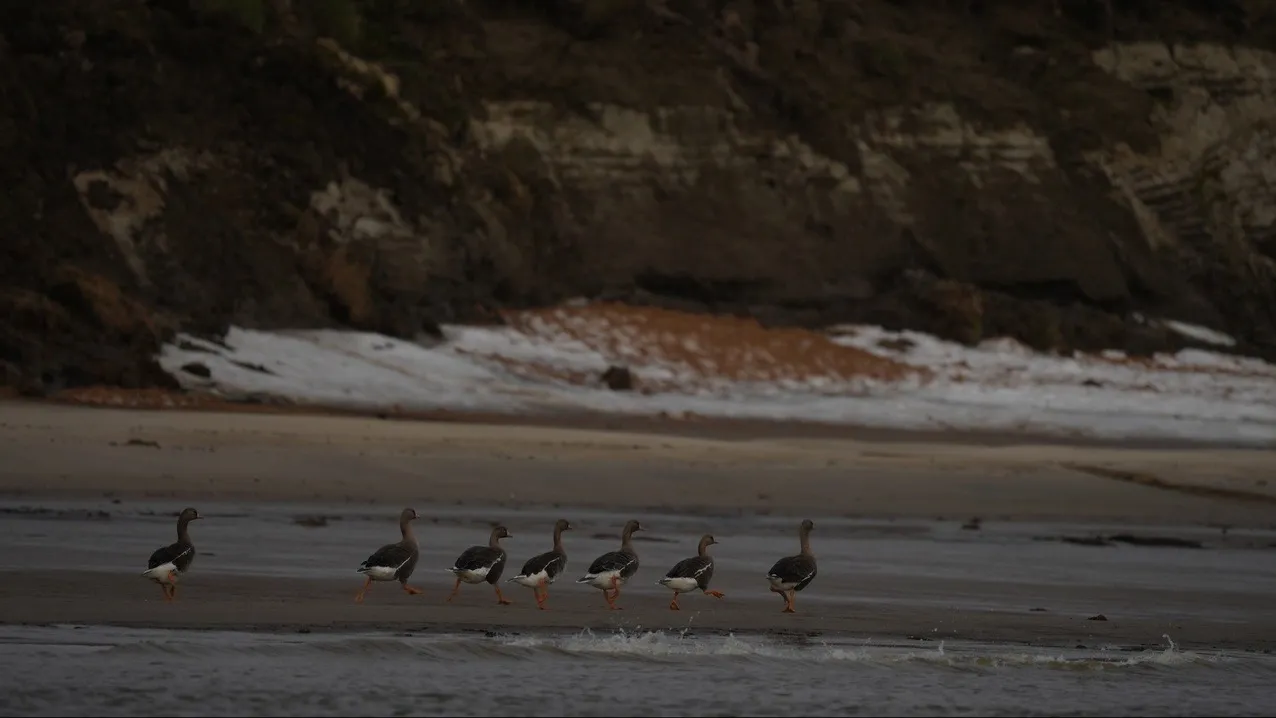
[
  {"xmin": 5, "ymin": 571, "xmax": 1272, "ymax": 653},
  {"xmin": 4, "ymin": 398, "xmax": 1275, "ymax": 656},
  {"xmin": 33, "ymin": 390, "xmax": 1276, "ymax": 452}
]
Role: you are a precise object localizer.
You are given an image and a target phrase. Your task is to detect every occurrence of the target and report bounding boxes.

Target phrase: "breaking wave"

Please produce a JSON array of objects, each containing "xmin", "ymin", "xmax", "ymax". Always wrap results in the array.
[
  {"xmin": 7, "ymin": 626, "xmax": 1276, "ymax": 717},
  {"xmin": 63, "ymin": 626, "xmax": 1257, "ymax": 673}
]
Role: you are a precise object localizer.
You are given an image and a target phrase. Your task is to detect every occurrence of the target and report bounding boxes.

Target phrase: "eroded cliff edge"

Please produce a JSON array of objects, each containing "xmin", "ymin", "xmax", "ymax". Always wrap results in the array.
[{"xmin": 2, "ymin": 0, "xmax": 1274, "ymax": 392}]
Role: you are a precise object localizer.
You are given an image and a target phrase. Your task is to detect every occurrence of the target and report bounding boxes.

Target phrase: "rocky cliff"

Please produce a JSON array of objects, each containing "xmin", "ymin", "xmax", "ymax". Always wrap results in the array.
[{"xmin": 2, "ymin": 0, "xmax": 1274, "ymax": 393}]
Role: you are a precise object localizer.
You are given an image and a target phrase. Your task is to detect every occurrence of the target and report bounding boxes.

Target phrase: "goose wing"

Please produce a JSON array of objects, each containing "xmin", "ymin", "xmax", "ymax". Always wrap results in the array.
[
  {"xmin": 518, "ymin": 550, "xmax": 566, "ymax": 579},
  {"xmin": 452, "ymin": 545, "xmax": 505, "ymax": 572},
  {"xmin": 360, "ymin": 541, "xmax": 415, "ymax": 571},
  {"xmin": 767, "ymin": 554, "xmax": 817, "ymax": 590},
  {"xmin": 585, "ymin": 550, "xmax": 638, "ymax": 578},
  {"xmin": 665, "ymin": 555, "xmax": 712, "ymax": 580},
  {"xmin": 148, "ymin": 542, "xmax": 193, "ymax": 570}
]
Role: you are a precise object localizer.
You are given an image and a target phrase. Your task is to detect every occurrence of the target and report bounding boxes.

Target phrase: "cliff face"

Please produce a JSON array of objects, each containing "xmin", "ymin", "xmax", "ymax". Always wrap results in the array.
[{"xmin": 2, "ymin": 0, "xmax": 1274, "ymax": 392}]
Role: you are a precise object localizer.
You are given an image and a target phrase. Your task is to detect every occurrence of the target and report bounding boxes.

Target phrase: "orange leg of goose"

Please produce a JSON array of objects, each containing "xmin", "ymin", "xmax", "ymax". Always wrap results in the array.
[
  {"xmin": 494, "ymin": 585, "xmax": 512, "ymax": 606},
  {"xmin": 401, "ymin": 583, "xmax": 423, "ymax": 596},
  {"xmin": 354, "ymin": 577, "xmax": 372, "ymax": 603},
  {"xmin": 783, "ymin": 590, "xmax": 796, "ymax": 613},
  {"xmin": 446, "ymin": 578, "xmax": 462, "ymax": 603},
  {"xmin": 536, "ymin": 580, "xmax": 549, "ymax": 610},
  {"xmin": 606, "ymin": 576, "xmax": 623, "ymax": 610},
  {"xmin": 705, "ymin": 589, "xmax": 725, "ymax": 599},
  {"xmin": 669, "ymin": 592, "xmax": 681, "ymax": 611},
  {"xmin": 160, "ymin": 584, "xmax": 173, "ymax": 602}
]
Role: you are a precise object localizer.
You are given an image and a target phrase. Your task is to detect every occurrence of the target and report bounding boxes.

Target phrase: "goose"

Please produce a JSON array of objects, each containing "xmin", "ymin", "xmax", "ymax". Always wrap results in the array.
[
  {"xmin": 355, "ymin": 507, "xmax": 423, "ymax": 603},
  {"xmin": 576, "ymin": 519, "xmax": 642, "ymax": 610},
  {"xmin": 447, "ymin": 525, "xmax": 513, "ymax": 605},
  {"xmin": 507, "ymin": 519, "xmax": 572, "ymax": 610},
  {"xmin": 657, "ymin": 533, "xmax": 724, "ymax": 610},
  {"xmin": 140, "ymin": 507, "xmax": 202, "ymax": 601},
  {"xmin": 766, "ymin": 519, "xmax": 817, "ymax": 613}
]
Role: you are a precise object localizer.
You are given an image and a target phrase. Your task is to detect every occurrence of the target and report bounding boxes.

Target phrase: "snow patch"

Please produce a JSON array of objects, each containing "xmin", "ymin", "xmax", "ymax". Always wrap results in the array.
[
  {"xmin": 1161, "ymin": 319, "xmax": 1237, "ymax": 348},
  {"xmin": 158, "ymin": 309, "xmax": 1276, "ymax": 446}
]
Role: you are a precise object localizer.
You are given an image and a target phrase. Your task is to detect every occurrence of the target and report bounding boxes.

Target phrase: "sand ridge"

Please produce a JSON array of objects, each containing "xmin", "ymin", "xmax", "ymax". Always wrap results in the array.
[{"xmin": 2, "ymin": 401, "xmax": 1275, "ymax": 526}]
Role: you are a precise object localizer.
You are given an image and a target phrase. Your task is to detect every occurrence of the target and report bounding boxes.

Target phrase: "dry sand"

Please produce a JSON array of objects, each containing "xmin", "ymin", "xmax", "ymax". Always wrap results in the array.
[{"xmin": 1, "ymin": 400, "xmax": 1274, "ymax": 526}]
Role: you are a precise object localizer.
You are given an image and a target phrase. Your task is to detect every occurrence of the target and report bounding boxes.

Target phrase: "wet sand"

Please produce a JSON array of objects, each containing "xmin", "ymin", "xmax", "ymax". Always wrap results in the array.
[
  {"xmin": 6, "ymin": 569, "xmax": 1274, "ymax": 652},
  {"xmin": 3, "ymin": 400, "xmax": 1276, "ymax": 653},
  {"xmin": 1, "ymin": 400, "xmax": 1275, "ymax": 525}
]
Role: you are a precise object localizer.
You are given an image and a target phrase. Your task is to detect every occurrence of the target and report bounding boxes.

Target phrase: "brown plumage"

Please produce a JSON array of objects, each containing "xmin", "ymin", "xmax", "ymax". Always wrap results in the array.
[
  {"xmin": 508, "ymin": 519, "xmax": 572, "ymax": 610},
  {"xmin": 766, "ymin": 519, "xmax": 816, "ymax": 613},
  {"xmin": 141, "ymin": 507, "xmax": 202, "ymax": 602},
  {"xmin": 577, "ymin": 519, "xmax": 643, "ymax": 610},
  {"xmin": 658, "ymin": 533, "xmax": 725, "ymax": 611},
  {"xmin": 355, "ymin": 508, "xmax": 422, "ymax": 603},
  {"xmin": 448, "ymin": 525, "xmax": 513, "ymax": 605}
]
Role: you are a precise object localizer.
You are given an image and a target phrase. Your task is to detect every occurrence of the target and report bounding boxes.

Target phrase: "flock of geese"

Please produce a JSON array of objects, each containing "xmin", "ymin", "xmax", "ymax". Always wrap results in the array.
[{"xmin": 141, "ymin": 508, "xmax": 820, "ymax": 613}]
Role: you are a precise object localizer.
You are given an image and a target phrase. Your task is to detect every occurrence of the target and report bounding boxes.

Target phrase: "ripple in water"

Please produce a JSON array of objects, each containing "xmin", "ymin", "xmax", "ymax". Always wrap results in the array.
[{"xmin": 0, "ymin": 626, "xmax": 1273, "ymax": 717}]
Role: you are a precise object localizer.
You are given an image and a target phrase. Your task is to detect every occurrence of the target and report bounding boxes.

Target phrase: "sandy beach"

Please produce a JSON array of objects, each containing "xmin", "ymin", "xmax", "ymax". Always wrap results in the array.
[
  {"xmin": 2, "ymin": 399, "xmax": 1276, "ymax": 654},
  {"xmin": 1, "ymin": 400, "xmax": 1274, "ymax": 525}
]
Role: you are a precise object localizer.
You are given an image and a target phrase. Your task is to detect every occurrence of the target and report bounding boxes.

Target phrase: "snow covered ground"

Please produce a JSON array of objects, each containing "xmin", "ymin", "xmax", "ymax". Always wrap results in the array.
[{"xmin": 155, "ymin": 305, "xmax": 1276, "ymax": 446}]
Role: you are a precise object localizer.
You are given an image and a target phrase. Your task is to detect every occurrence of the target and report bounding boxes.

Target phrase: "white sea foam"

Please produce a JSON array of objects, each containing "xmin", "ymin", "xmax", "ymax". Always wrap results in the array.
[
  {"xmin": 6, "ymin": 626, "xmax": 1270, "ymax": 717},
  {"xmin": 495, "ymin": 628, "xmax": 1224, "ymax": 671}
]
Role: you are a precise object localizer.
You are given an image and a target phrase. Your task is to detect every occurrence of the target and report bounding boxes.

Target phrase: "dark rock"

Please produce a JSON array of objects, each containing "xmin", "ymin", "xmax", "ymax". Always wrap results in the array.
[
  {"xmin": 229, "ymin": 360, "xmax": 275, "ymax": 375},
  {"xmin": 181, "ymin": 362, "xmax": 212, "ymax": 378},
  {"xmin": 177, "ymin": 340, "xmax": 219, "ymax": 354},
  {"xmin": 602, "ymin": 365, "xmax": 634, "ymax": 391},
  {"xmin": 82, "ymin": 180, "xmax": 124, "ymax": 211},
  {"xmin": 876, "ymin": 337, "xmax": 915, "ymax": 353},
  {"xmin": 1087, "ymin": 614, "xmax": 1109, "ymax": 621},
  {"xmin": 1061, "ymin": 535, "xmax": 1113, "ymax": 547},
  {"xmin": 1108, "ymin": 534, "xmax": 1204, "ymax": 549}
]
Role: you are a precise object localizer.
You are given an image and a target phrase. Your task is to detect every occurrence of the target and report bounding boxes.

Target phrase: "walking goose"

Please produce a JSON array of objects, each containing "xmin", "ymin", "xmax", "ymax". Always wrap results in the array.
[
  {"xmin": 766, "ymin": 519, "xmax": 817, "ymax": 613},
  {"xmin": 140, "ymin": 507, "xmax": 202, "ymax": 602},
  {"xmin": 448, "ymin": 525, "xmax": 513, "ymax": 605},
  {"xmin": 657, "ymin": 533, "xmax": 724, "ymax": 610},
  {"xmin": 577, "ymin": 519, "xmax": 643, "ymax": 610},
  {"xmin": 355, "ymin": 507, "xmax": 423, "ymax": 603},
  {"xmin": 508, "ymin": 519, "xmax": 572, "ymax": 610}
]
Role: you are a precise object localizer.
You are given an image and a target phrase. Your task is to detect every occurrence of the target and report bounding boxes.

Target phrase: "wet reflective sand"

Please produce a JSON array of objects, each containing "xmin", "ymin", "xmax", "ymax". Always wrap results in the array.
[{"xmin": 2, "ymin": 403, "xmax": 1275, "ymax": 716}]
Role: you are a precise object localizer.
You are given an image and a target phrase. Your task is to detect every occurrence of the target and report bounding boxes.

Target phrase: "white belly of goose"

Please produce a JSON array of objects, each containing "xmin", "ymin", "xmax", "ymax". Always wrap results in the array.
[
  {"xmin": 578, "ymin": 570, "xmax": 626, "ymax": 590},
  {"xmin": 658, "ymin": 576, "xmax": 700, "ymax": 593},
  {"xmin": 359, "ymin": 565, "xmax": 401, "ymax": 581},
  {"xmin": 140, "ymin": 563, "xmax": 179, "ymax": 584},
  {"xmin": 510, "ymin": 570, "xmax": 551, "ymax": 588},
  {"xmin": 767, "ymin": 574, "xmax": 798, "ymax": 591},
  {"xmin": 453, "ymin": 566, "xmax": 493, "ymax": 584}
]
